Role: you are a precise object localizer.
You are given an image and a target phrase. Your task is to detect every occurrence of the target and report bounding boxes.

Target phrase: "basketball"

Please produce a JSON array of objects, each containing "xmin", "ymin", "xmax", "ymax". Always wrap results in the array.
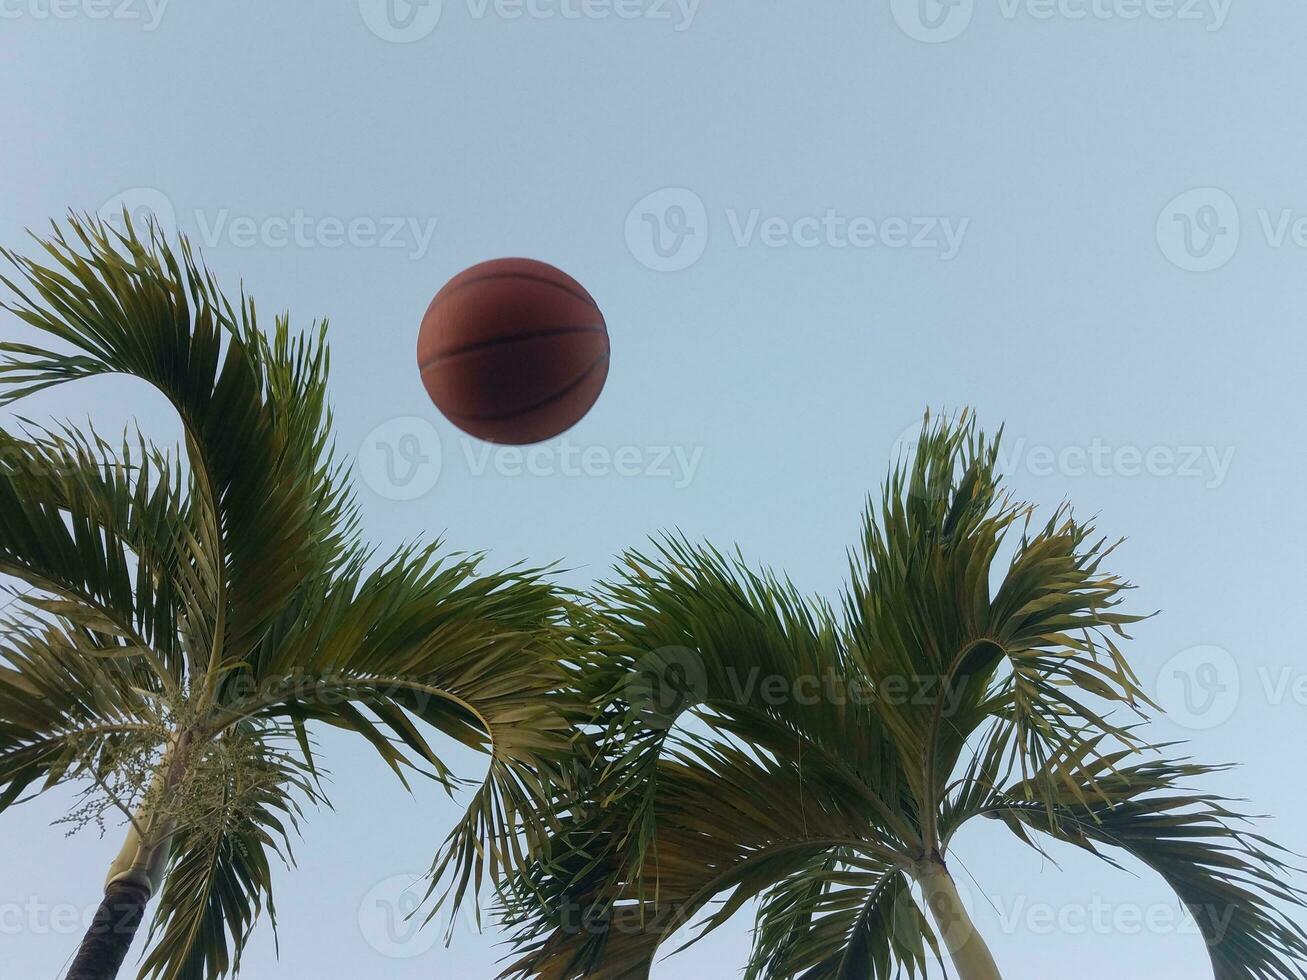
[{"xmin": 416, "ymin": 258, "xmax": 610, "ymax": 445}]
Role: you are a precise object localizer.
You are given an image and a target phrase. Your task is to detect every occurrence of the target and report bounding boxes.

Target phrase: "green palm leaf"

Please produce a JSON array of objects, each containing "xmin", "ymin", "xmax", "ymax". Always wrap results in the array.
[
  {"xmin": 971, "ymin": 753, "xmax": 1307, "ymax": 979},
  {"xmin": 0, "ymin": 216, "xmax": 585, "ymax": 979},
  {"xmin": 501, "ymin": 411, "xmax": 1307, "ymax": 980}
]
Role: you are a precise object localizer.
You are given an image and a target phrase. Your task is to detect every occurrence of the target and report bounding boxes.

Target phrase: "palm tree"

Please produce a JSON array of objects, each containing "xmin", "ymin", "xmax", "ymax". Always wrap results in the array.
[
  {"xmin": 501, "ymin": 414, "xmax": 1307, "ymax": 980},
  {"xmin": 0, "ymin": 218, "xmax": 583, "ymax": 979}
]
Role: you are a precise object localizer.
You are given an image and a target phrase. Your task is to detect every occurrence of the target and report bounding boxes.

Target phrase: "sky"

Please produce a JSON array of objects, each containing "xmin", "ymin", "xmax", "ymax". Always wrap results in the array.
[{"xmin": 3, "ymin": 1, "xmax": 1307, "ymax": 977}]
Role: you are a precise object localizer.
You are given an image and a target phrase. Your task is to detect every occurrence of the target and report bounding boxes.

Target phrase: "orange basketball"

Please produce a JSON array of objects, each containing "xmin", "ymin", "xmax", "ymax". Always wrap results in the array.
[{"xmin": 416, "ymin": 259, "xmax": 610, "ymax": 445}]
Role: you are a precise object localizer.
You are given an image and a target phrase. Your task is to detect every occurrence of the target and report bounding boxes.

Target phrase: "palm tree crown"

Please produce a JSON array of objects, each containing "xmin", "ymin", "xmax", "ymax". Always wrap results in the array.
[
  {"xmin": 0, "ymin": 217, "xmax": 582, "ymax": 979},
  {"xmin": 502, "ymin": 415, "xmax": 1307, "ymax": 980}
]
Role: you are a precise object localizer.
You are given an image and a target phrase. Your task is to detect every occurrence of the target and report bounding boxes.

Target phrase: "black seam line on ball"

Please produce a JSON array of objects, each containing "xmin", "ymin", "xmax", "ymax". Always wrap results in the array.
[
  {"xmin": 426, "ymin": 325, "xmax": 608, "ymax": 361},
  {"xmin": 444, "ymin": 351, "xmax": 610, "ymax": 422},
  {"xmin": 433, "ymin": 270, "xmax": 599, "ymax": 309}
]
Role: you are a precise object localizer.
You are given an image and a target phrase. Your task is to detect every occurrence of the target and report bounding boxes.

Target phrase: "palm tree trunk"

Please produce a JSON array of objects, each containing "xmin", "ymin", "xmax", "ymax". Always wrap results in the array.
[
  {"xmin": 64, "ymin": 820, "xmax": 172, "ymax": 979},
  {"xmin": 65, "ymin": 880, "xmax": 151, "ymax": 980},
  {"xmin": 916, "ymin": 858, "xmax": 1002, "ymax": 980},
  {"xmin": 65, "ymin": 734, "xmax": 185, "ymax": 979}
]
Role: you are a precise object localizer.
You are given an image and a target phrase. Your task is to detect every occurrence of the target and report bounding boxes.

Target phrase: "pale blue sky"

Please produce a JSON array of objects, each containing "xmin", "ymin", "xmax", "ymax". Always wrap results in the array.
[{"xmin": 3, "ymin": 2, "xmax": 1307, "ymax": 977}]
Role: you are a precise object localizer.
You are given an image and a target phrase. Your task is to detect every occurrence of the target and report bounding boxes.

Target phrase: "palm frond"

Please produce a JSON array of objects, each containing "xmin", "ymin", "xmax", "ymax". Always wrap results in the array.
[
  {"xmin": 0, "ymin": 217, "xmax": 588, "ymax": 977},
  {"xmin": 0, "ymin": 214, "xmax": 357, "ymax": 677},
  {"xmin": 591, "ymin": 535, "xmax": 918, "ymax": 875},
  {"xmin": 844, "ymin": 410, "xmax": 1151, "ymax": 844},
  {"xmin": 0, "ymin": 608, "xmax": 164, "ymax": 814},
  {"xmin": 138, "ymin": 726, "xmax": 319, "ymax": 980},
  {"xmin": 975, "ymin": 753, "xmax": 1307, "ymax": 980},
  {"xmin": 187, "ymin": 538, "xmax": 582, "ymax": 933},
  {"xmin": 0, "ymin": 422, "xmax": 204, "ymax": 693},
  {"xmin": 501, "ymin": 734, "xmax": 909, "ymax": 979},
  {"xmin": 746, "ymin": 852, "xmax": 939, "ymax": 980},
  {"xmin": 502, "ymin": 412, "xmax": 1307, "ymax": 980}
]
